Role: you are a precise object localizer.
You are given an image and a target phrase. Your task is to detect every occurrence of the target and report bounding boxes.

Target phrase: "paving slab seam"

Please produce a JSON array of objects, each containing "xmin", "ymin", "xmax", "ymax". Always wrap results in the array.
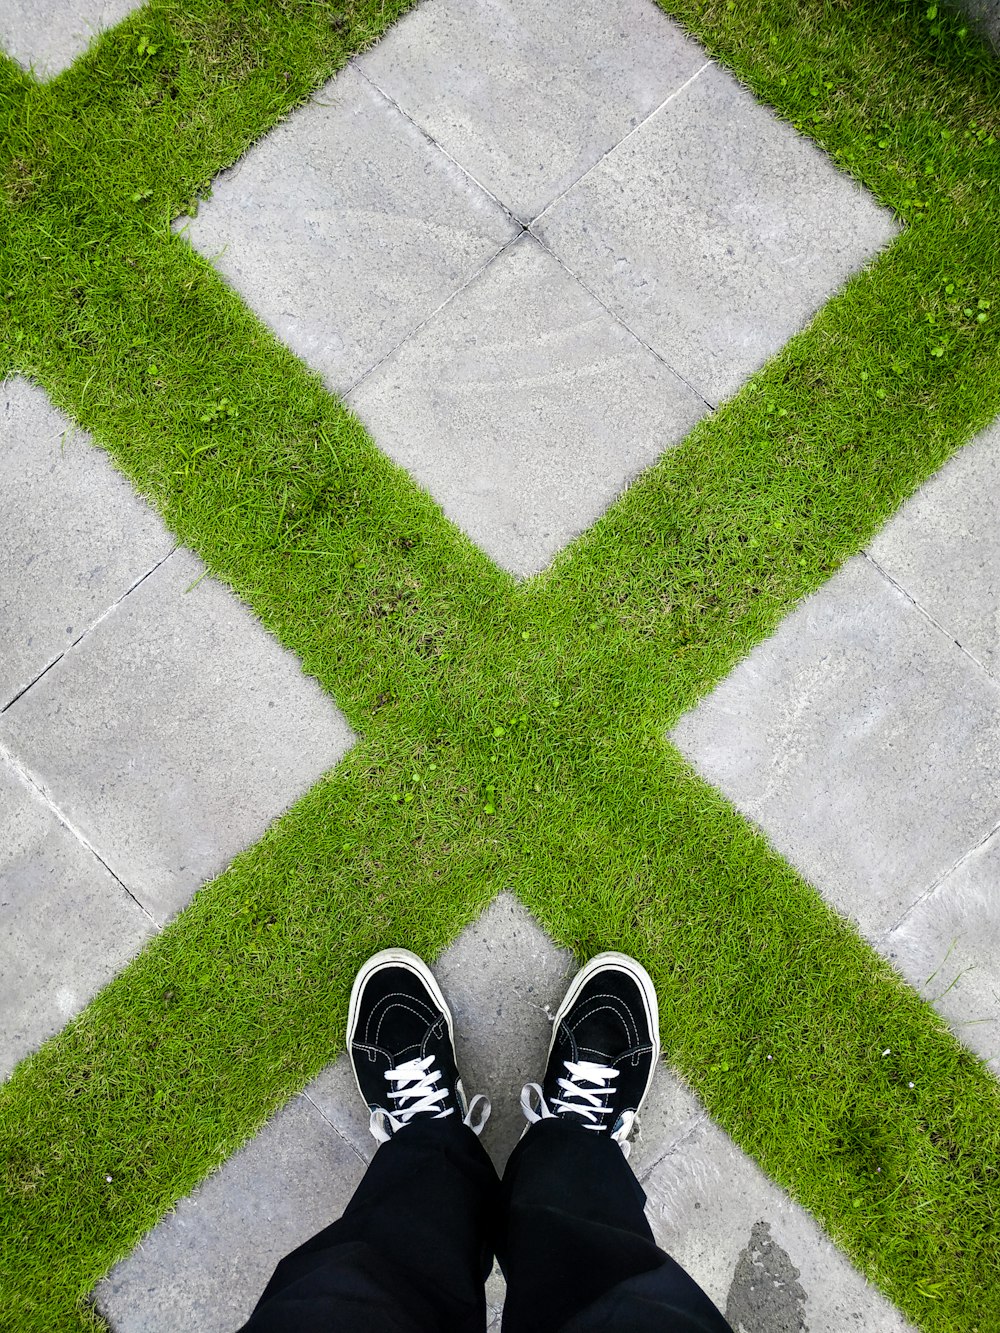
[
  {"xmin": 861, "ymin": 548, "xmax": 998, "ymax": 687},
  {"xmin": 326, "ymin": 63, "xmax": 526, "ymax": 401},
  {"xmin": 634, "ymin": 1105, "xmax": 712, "ymax": 1187},
  {"xmin": 349, "ymin": 56, "xmax": 522, "ymax": 234},
  {"xmin": 344, "ymin": 226, "xmax": 527, "ymax": 402},
  {"xmin": 877, "ymin": 809, "xmax": 1000, "ymax": 947},
  {"xmin": 527, "ymin": 227, "xmax": 717, "ymax": 414},
  {"xmin": 0, "ymin": 542, "xmax": 179, "ymax": 715},
  {"xmin": 0, "ymin": 736, "xmax": 159, "ymax": 928},
  {"xmin": 300, "ymin": 1088, "xmax": 371, "ymax": 1169},
  {"xmin": 529, "ymin": 57, "xmax": 713, "ymax": 229}
]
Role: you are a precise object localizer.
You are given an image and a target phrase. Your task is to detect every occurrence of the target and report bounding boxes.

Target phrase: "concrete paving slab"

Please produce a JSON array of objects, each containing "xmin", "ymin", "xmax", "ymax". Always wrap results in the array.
[
  {"xmin": 349, "ymin": 234, "xmax": 707, "ymax": 577},
  {"xmin": 0, "ymin": 751, "xmax": 155, "ymax": 1081},
  {"xmin": 308, "ymin": 894, "xmax": 705, "ymax": 1172},
  {"xmin": 0, "ymin": 547, "xmax": 355, "ymax": 925},
  {"xmin": 952, "ymin": 0, "xmax": 1000, "ymax": 52},
  {"xmin": 885, "ymin": 826, "xmax": 1000, "ymax": 1076},
  {"xmin": 93, "ymin": 1094, "xmax": 367, "ymax": 1333},
  {"xmin": 869, "ymin": 417, "xmax": 1000, "ymax": 681},
  {"xmin": 0, "ymin": 0, "xmax": 140, "ymax": 78},
  {"xmin": 357, "ymin": 0, "xmax": 708, "ymax": 223},
  {"xmin": 639, "ymin": 1115, "xmax": 915, "ymax": 1331},
  {"xmin": 671, "ymin": 555, "xmax": 1000, "ymax": 938},
  {"xmin": 93, "ymin": 892, "xmax": 912, "ymax": 1327},
  {"xmin": 534, "ymin": 61, "xmax": 899, "ymax": 406},
  {"xmin": 308, "ymin": 892, "xmax": 578, "ymax": 1168},
  {"xmin": 178, "ymin": 61, "xmax": 518, "ymax": 395},
  {"xmin": 1, "ymin": 379, "xmax": 175, "ymax": 711}
]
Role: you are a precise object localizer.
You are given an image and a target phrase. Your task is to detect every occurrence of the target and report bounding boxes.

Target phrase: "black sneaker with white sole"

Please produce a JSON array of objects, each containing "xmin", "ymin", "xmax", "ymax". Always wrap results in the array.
[
  {"xmin": 521, "ymin": 952, "xmax": 659, "ymax": 1156},
  {"xmin": 348, "ymin": 948, "xmax": 490, "ymax": 1144}
]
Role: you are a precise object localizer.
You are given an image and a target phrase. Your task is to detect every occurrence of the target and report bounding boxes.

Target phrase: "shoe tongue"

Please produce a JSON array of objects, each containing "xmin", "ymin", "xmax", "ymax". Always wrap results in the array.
[
  {"xmin": 576, "ymin": 1048, "xmax": 619, "ymax": 1076},
  {"xmin": 571, "ymin": 986, "xmax": 631, "ymax": 1062}
]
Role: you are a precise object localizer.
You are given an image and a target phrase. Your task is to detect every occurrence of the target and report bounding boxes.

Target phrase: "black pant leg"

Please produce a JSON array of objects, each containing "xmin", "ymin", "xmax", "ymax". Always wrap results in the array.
[
  {"xmin": 238, "ymin": 1118, "xmax": 500, "ymax": 1333},
  {"xmin": 496, "ymin": 1119, "xmax": 733, "ymax": 1333}
]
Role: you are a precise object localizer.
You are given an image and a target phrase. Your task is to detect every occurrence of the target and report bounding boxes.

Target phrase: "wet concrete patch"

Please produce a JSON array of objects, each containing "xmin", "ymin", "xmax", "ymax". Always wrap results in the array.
[{"xmin": 726, "ymin": 1220, "xmax": 807, "ymax": 1333}]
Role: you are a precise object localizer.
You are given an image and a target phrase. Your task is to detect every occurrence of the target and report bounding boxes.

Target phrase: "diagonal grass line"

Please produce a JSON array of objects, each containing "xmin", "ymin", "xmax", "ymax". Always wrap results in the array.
[
  {"xmin": 3, "ymin": 721, "xmax": 999, "ymax": 1330},
  {"xmin": 2, "ymin": 0, "xmax": 1000, "ymax": 1328},
  {"xmin": 523, "ymin": 220, "xmax": 1000, "ymax": 729},
  {"xmin": 1, "ymin": 0, "xmax": 420, "ymax": 220},
  {"xmin": 4, "ymin": 229, "xmax": 513, "ymax": 736}
]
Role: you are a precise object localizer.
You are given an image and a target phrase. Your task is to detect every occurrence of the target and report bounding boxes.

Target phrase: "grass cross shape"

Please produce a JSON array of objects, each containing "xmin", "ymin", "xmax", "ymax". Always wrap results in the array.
[{"xmin": 1, "ymin": 0, "xmax": 1000, "ymax": 1328}]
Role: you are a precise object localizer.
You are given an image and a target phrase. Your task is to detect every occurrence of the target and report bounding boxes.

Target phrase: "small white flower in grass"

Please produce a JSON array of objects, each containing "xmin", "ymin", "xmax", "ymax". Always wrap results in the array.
[
  {"xmin": 105, "ymin": 1175, "xmax": 113, "ymax": 1183},
  {"xmin": 908, "ymin": 1082, "xmax": 915, "ymax": 1088}
]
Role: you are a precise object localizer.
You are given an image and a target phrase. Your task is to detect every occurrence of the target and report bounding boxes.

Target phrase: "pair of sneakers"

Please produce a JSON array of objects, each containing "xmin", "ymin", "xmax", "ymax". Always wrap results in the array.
[{"xmin": 348, "ymin": 949, "xmax": 659, "ymax": 1156}]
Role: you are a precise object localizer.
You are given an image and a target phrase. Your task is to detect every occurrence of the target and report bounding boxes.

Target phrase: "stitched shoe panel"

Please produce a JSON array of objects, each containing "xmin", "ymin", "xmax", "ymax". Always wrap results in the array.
[
  {"xmin": 523, "ymin": 952, "xmax": 660, "ymax": 1150},
  {"xmin": 347, "ymin": 949, "xmax": 471, "ymax": 1140}
]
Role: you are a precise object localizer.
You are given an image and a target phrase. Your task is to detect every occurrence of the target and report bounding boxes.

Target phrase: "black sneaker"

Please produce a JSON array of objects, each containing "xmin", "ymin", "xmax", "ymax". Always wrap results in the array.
[
  {"xmin": 347, "ymin": 948, "xmax": 489, "ymax": 1143},
  {"xmin": 521, "ymin": 952, "xmax": 659, "ymax": 1155}
]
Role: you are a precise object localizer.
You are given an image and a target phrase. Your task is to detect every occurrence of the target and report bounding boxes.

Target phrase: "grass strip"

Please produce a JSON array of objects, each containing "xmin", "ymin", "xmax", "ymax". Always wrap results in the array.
[
  {"xmin": 523, "ymin": 220, "xmax": 1000, "ymax": 729},
  {"xmin": 0, "ymin": 743, "xmax": 503, "ymax": 1330},
  {"xmin": 4, "ymin": 710, "xmax": 998, "ymax": 1329},
  {"xmin": 1, "ymin": 0, "xmax": 419, "ymax": 225},
  {"xmin": 531, "ymin": 0, "xmax": 1000, "ymax": 722},
  {"xmin": 1, "ymin": 0, "xmax": 999, "ymax": 1328}
]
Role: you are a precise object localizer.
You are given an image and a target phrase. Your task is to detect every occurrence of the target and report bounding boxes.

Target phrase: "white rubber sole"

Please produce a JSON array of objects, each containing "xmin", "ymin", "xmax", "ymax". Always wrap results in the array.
[
  {"xmin": 346, "ymin": 948, "xmax": 456, "ymax": 1105},
  {"xmin": 547, "ymin": 951, "xmax": 661, "ymax": 1114}
]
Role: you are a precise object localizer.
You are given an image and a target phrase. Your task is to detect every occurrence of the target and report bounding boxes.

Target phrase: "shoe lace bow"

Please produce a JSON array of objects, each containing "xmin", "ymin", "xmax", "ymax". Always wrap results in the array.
[
  {"xmin": 369, "ymin": 1054, "xmax": 490, "ymax": 1143},
  {"xmin": 520, "ymin": 1059, "xmax": 636, "ymax": 1157}
]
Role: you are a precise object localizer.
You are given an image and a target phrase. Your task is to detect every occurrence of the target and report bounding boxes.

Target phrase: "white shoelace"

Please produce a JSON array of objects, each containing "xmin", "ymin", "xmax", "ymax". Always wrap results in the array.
[
  {"xmin": 520, "ymin": 1059, "xmax": 637, "ymax": 1157},
  {"xmin": 369, "ymin": 1054, "xmax": 491, "ymax": 1143}
]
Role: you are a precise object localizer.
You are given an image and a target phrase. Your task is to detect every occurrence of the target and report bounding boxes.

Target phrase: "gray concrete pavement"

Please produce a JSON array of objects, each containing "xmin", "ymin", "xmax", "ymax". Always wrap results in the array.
[
  {"xmin": 2, "ymin": 0, "xmax": 993, "ymax": 1326},
  {"xmin": 673, "ymin": 420, "xmax": 1000, "ymax": 1074},
  {"xmin": 869, "ymin": 416, "xmax": 1000, "ymax": 682},
  {"xmin": 95, "ymin": 896, "xmax": 915, "ymax": 1331},
  {"xmin": 177, "ymin": 62, "xmax": 519, "ymax": 397},
  {"xmin": 0, "ymin": 753, "xmax": 155, "ymax": 1080},
  {"xmin": 672, "ymin": 553, "xmax": 1000, "ymax": 941},
  {"xmin": 1, "ymin": 541, "xmax": 356, "ymax": 925},
  {"xmin": 94, "ymin": 1093, "xmax": 368, "ymax": 1333},
  {"xmin": 640, "ymin": 1111, "xmax": 914, "ymax": 1333},
  {"xmin": 0, "ymin": 379, "xmax": 355, "ymax": 1071},
  {"xmin": 0, "ymin": 0, "xmax": 139, "ymax": 78},
  {"xmin": 885, "ymin": 827, "xmax": 1000, "ymax": 1073},
  {"xmin": 533, "ymin": 60, "xmax": 899, "ymax": 407},
  {"xmin": 1, "ymin": 380, "xmax": 175, "ymax": 710},
  {"xmin": 355, "ymin": 0, "xmax": 708, "ymax": 224},
  {"xmin": 349, "ymin": 233, "xmax": 707, "ymax": 576}
]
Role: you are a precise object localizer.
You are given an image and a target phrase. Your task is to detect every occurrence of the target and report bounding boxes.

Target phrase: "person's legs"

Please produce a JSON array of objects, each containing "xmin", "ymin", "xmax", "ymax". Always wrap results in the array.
[
  {"xmin": 498, "ymin": 1119, "xmax": 730, "ymax": 1333},
  {"xmin": 238, "ymin": 949, "xmax": 496, "ymax": 1333},
  {"xmin": 239, "ymin": 1117, "xmax": 498, "ymax": 1333},
  {"xmin": 496, "ymin": 952, "xmax": 733, "ymax": 1333}
]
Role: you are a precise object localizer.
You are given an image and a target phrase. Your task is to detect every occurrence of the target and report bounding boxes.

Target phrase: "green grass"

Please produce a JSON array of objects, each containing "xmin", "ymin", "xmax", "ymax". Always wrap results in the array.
[{"xmin": 1, "ymin": 0, "xmax": 999, "ymax": 1328}]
